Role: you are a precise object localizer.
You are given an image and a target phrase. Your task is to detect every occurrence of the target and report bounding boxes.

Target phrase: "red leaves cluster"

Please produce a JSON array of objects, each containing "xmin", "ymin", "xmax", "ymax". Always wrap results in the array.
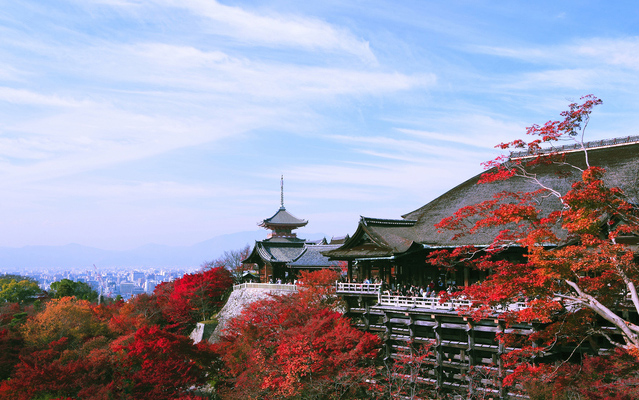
[
  {"xmin": 155, "ymin": 266, "xmax": 233, "ymax": 333},
  {"xmin": 510, "ymin": 348, "xmax": 639, "ymax": 400},
  {"xmin": 436, "ymin": 95, "xmax": 639, "ymax": 394},
  {"xmin": 480, "ymin": 95, "xmax": 602, "ymax": 184},
  {"xmin": 111, "ymin": 326, "xmax": 216, "ymax": 399},
  {"xmin": 215, "ymin": 269, "xmax": 381, "ymax": 400},
  {"xmin": 0, "ymin": 267, "xmax": 232, "ymax": 399}
]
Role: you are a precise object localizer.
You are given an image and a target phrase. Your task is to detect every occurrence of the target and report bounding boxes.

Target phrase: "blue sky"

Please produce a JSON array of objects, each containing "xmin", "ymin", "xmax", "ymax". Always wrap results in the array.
[{"xmin": 1, "ymin": 0, "xmax": 638, "ymax": 250}]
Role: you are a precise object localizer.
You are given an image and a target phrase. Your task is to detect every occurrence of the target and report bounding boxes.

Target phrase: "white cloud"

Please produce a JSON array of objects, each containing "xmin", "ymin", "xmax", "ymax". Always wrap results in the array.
[
  {"xmin": 89, "ymin": 0, "xmax": 377, "ymax": 62},
  {"xmin": 503, "ymin": 68, "xmax": 600, "ymax": 90},
  {"xmin": 69, "ymin": 42, "xmax": 429, "ymax": 99},
  {"xmin": 161, "ymin": 0, "xmax": 377, "ymax": 63},
  {"xmin": 574, "ymin": 37, "xmax": 639, "ymax": 70},
  {"xmin": 0, "ymin": 87, "xmax": 91, "ymax": 107},
  {"xmin": 472, "ymin": 37, "xmax": 639, "ymax": 71}
]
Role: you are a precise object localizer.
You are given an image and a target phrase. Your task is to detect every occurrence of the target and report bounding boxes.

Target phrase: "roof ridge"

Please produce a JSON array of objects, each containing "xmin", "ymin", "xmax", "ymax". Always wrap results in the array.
[
  {"xmin": 361, "ymin": 216, "xmax": 417, "ymax": 226},
  {"xmin": 510, "ymin": 135, "xmax": 639, "ymax": 159}
]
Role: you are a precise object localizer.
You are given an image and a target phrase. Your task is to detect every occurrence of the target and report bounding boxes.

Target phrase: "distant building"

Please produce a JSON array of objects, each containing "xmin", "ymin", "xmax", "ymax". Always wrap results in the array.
[
  {"xmin": 144, "ymin": 280, "xmax": 157, "ymax": 294},
  {"xmin": 119, "ymin": 282, "xmax": 135, "ymax": 296}
]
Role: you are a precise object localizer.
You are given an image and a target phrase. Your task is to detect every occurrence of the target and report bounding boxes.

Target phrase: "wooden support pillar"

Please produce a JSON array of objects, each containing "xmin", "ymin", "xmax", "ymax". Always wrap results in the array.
[
  {"xmin": 408, "ymin": 314, "xmax": 415, "ymax": 342},
  {"xmin": 347, "ymin": 260, "xmax": 353, "ymax": 282},
  {"xmin": 464, "ymin": 266, "xmax": 470, "ymax": 287},
  {"xmin": 384, "ymin": 313, "xmax": 392, "ymax": 361},
  {"xmin": 433, "ymin": 315, "xmax": 443, "ymax": 392},
  {"xmin": 496, "ymin": 320, "xmax": 505, "ymax": 399},
  {"xmin": 466, "ymin": 318, "xmax": 475, "ymax": 397},
  {"xmin": 364, "ymin": 301, "xmax": 370, "ymax": 331}
]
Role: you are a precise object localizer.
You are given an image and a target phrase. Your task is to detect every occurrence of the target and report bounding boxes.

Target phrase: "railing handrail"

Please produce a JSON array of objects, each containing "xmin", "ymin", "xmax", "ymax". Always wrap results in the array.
[
  {"xmin": 378, "ymin": 294, "xmax": 527, "ymax": 313},
  {"xmin": 379, "ymin": 294, "xmax": 472, "ymax": 310},
  {"xmin": 233, "ymin": 283, "xmax": 297, "ymax": 291},
  {"xmin": 335, "ymin": 282, "xmax": 382, "ymax": 293},
  {"xmin": 335, "ymin": 283, "xmax": 528, "ymax": 312}
]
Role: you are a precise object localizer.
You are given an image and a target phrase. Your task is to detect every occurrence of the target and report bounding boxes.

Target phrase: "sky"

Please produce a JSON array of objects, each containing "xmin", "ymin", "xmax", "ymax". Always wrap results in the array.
[{"xmin": 1, "ymin": 1, "xmax": 639, "ymax": 251}]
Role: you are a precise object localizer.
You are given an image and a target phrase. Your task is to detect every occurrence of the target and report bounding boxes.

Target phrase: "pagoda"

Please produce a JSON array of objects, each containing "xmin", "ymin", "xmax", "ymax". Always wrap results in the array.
[
  {"xmin": 243, "ymin": 176, "xmax": 342, "ymax": 282},
  {"xmin": 258, "ymin": 176, "xmax": 308, "ymax": 239}
]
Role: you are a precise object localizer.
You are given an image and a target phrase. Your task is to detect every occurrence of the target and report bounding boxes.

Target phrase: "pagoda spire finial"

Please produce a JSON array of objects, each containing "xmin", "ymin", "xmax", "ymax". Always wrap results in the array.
[{"xmin": 280, "ymin": 175, "xmax": 284, "ymax": 209}]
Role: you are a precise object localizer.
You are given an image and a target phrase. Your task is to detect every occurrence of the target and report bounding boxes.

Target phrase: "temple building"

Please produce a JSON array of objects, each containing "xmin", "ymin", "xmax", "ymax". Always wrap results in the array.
[
  {"xmin": 325, "ymin": 136, "xmax": 639, "ymax": 287},
  {"xmin": 325, "ymin": 136, "xmax": 639, "ymax": 398},
  {"xmin": 243, "ymin": 177, "xmax": 344, "ymax": 282}
]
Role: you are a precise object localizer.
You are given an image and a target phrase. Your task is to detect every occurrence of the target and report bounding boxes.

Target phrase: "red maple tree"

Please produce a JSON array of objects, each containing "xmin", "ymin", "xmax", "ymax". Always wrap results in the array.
[
  {"xmin": 432, "ymin": 95, "xmax": 639, "ymax": 391},
  {"xmin": 155, "ymin": 266, "xmax": 233, "ymax": 333},
  {"xmin": 214, "ymin": 269, "xmax": 380, "ymax": 399},
  {"xmin": 111, "ymin": 325, "xmax": 216, "ymax": 400}
]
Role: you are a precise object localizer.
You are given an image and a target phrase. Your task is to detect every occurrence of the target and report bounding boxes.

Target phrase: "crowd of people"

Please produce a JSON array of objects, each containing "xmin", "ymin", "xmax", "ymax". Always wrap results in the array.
[{"xmin": 359, "ymin": 277, "xmax": 460, "ymax": 297}]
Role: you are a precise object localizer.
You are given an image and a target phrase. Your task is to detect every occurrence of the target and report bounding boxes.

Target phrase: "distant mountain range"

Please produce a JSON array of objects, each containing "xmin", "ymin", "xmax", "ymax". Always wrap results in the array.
[{"xmin": 0, "ymin": 231, "xmax": 328, "ymax": 271}]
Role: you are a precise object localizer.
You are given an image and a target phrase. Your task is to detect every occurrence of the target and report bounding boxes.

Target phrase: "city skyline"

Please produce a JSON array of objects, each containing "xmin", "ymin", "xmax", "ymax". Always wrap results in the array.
[{"xmin": 1, "ymin": 1, "xmax": 639, "ymax": 252}]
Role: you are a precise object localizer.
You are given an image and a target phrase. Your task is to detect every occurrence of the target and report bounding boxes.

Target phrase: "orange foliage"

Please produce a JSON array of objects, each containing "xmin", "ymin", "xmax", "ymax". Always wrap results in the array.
[{"xmin": 21, "ymin": 297, "xmax": 110, "ymax": 349}]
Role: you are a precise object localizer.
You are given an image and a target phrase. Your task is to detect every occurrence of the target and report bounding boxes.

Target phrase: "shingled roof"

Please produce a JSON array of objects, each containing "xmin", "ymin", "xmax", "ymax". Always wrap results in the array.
[
  {"xmin": 259, "ymin": 206, "xmax": 308, "ymax": 228},
  {"xmin": 323, "ymin": 217, "xmax": 422, "ymax": 259},
  {"xmin": 404, "ymin": 139, "xmax": 639, "ymax": 247},
  {"xmin": 243, "ymin": 240, "xmax": 306, "ymax": 264},
  {"xmin": 327, "ymin": 138, "xmax": 639, "ymax": 258},
  {"xmin": 289, "ymin": 244, "xmax": 343, "ymax": 268}
]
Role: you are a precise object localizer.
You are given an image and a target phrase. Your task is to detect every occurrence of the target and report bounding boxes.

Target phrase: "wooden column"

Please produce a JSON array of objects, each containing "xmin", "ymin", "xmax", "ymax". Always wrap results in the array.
[
  {"xmin": 496, "ymin": 320, "xmax": 505, "ymax": 399},
  {"xmin": 384, "ymin": 313, "xmax": 392, "ymax": 361},
  {"xmin": 466, "ymin": 319, "xmax": 475, "ymax": 397},
  {"xmin": 433, "ymin": 315, "xmax": 443, "ymax": 392}
]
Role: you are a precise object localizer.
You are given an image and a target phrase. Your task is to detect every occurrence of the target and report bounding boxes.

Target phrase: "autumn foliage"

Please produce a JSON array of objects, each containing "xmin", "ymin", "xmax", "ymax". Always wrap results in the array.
[
  {"xmin": 433, "ymin": 95, "xmax": 639, "ymax": 394},
  {"xmin": 214, "ymin": 269, "xmax": 381, "ymax": 399},
  {"xmin": 155, "ymin": 266, "xmax": 233, "ymax": 333},
  {"xmin": 0, "ymin": 265, "xmax": 234, "ymax": 400}
]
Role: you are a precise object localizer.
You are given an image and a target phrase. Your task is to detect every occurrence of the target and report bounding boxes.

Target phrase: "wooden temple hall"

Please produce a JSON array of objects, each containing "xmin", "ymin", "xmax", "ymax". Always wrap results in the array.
[
  {"xmin": 320, "ymin": 137, "xmax": 639, "ymax": 399},
  {"xmin": 324, "ymin": 136, "xmax": 639, "ymax": 289},
  {"xmin": 241, "ymin": 139, "xmax": 639, "ymax": 398}
]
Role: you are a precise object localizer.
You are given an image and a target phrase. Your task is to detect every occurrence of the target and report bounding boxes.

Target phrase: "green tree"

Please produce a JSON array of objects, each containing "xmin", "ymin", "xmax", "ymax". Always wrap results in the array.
[
  {"xmin": 49, "ymin": 279, "xmax": 98, "ymax": 302},
  {"xmin": 0, "ymin": 278, "xmax": 41, "ymax": 304}
]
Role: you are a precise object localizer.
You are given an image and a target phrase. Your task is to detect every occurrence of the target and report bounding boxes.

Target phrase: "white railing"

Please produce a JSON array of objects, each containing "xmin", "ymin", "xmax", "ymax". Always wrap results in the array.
[
  {"xmin": 335, "ymin": 282, "xmax": 382, "ymax": 294},
  {"xmin": 379, "ymin": 294, "xmax": 471, "ymax": 310},
  {"xmin": 233, "ymin": 283, "xmax": 297, "ymax": 291},
  {"xmin": 378, "ymin": 294, "xmax": 528, "ymax": 313}
]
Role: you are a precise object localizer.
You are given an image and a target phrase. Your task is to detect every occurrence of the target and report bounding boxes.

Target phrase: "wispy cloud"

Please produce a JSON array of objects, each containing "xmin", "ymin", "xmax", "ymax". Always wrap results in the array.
[
  {"xmin": 163, "ymin": 0, "xmax": 377, "ymax": 62},
  {"xmin": 472, "ymin": 37, "xmax": 639, "ymax": 70},
  {"xmin": 0, "ymin": 87, "xmax": 90, "ymax": 107},
  {"xmin": 574, "ymin": 37, "xmax": 639, "ymax": 70},
  {"xmin": 61, "ymin": 42, "xmax": 429, "ymax": 99},
  {"xmin": 92, "ymin": 0, "xmax": 377, "ymax": 62}
]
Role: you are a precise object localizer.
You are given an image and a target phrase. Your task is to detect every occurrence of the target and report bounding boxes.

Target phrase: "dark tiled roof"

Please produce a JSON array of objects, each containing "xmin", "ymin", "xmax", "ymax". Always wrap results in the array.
[
  {"xmin": 259, "ymin": 207, "xmax": 308, "ymax": 228},
  {"xmin": 243, "ymin": 240, "xmax": 305, "ymax": 264},
  {"xmin": 289, "ymin": 244, "xmax": 342, "ymax": 268},
  {"xmin": 329, "ymin": 234, "xmax": 350, "ymax": 244},
  {"xmin": 323, "ymin": 217, "xmax": 419, "ymax": 259},
  {"xmin": 243, "ymin": 239, "xmax": 340, "ymax": 268},
  {"xmin": 403, "ymin": 141, "xmax": 639, "ymax": 247},
  {"xmin": 328, "ymin": 140, "xmax": 639, "ymax": 258}
]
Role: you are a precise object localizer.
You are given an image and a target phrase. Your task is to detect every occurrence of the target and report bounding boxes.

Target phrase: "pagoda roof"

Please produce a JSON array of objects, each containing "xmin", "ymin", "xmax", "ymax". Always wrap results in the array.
[
  {"xmin": 243, "ymin": 240, "xmax": 306, "ymax": 264},
  {"xmin": 259, "ymin": 206, "xmax": 308, "ymax": 228},
  {"xmin": 243, "ymin": 239, "xmax": 341, "ymax": 269}
]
